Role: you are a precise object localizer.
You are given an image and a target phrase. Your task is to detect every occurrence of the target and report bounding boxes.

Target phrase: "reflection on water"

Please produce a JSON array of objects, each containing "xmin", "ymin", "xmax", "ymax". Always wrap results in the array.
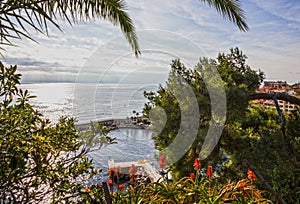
[
  {"xmin": 21, "ymin": 83, "xmax": 157, "ymax": 124},
  {"xmin": 20, "ymin": 83, "xmax": 74, "ymax": 122},
  {"xmin": 73, "ymin": 83, "xmax": 158, "ymax": 124}
]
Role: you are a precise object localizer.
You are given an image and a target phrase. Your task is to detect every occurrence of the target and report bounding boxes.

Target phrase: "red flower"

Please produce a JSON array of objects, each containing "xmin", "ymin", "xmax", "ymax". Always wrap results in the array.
[
  {"xmin": 118, "ymin": 184, "xmax": 125, "ymax": 191},
  {"xmin": 189, "ymin": 173, "xmax": 195, "ymax": 180},
  {"xmin": 159, "ymin": 155, "xmax": 167, "ymax": 169},
  {"xmin": 86, "ymin": 186, "xmax": 90, "ymax": 192},
  {"xmin": 247, "ymin": 168, "xmax": 256, "ymax": 181},
  {"xmin": 108, "ymin": 168, "xmax": 115, "ymax": 178},
  {"xmin": 239, "ymin": 181, "xmax": 247, "ymax": 191},
  {"xmin": 244, "ymin": 193, "xmax": 249, "ymax": 199},
  {"xmin": 99, "ymin": 183, "xmax": 103, "ymax": 188},
  {"xmin": 107, "ymin": 179, "xmax": 113, "ymax": 187},
  {"xmin": 193, "ymin": 158, "xmax": 201, "ymax": 171},
  {"xmin": 207, "ymin": 166, "xmax": 213, "ymax": 178},
  {"xmin": 130, "ymin": 174, "xmax": 137, "ymax": 179}
]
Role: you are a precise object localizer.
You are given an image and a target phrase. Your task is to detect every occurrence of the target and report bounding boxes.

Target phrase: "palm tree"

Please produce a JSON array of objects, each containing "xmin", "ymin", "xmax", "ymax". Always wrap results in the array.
[{"xmin": 0, "ymin": 0, "xmax": 140, "ymax": 55}]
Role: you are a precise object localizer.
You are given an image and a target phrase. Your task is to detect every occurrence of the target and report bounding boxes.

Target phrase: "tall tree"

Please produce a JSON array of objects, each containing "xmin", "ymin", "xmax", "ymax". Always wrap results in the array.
[
  {"xmin": 144, "ymin": 47, "xmax": 264, "ymax": 179},
  {"xmin": 144, "ymin": 47, "xmax": 300, "ymax": 202}
]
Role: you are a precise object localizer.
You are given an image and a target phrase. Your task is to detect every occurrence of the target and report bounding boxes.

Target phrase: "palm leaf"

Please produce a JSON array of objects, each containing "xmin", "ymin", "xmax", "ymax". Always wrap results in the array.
[
  {"xmin": 0, "ymin": 0, "xmax": 140, "ymax": 55},
  {"xmin": 200, "ymin": 0, "xmax": 249, "ymax": 31}
]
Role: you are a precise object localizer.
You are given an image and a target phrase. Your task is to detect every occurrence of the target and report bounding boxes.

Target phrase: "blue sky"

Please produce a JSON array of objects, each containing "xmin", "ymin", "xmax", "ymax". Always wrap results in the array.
[{"xmin": 2, "ymin": 0, "xmax": 300, "ymax": 84}]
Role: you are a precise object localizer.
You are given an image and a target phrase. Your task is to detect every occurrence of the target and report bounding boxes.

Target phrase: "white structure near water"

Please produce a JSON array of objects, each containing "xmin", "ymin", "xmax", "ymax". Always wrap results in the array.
[{"xmin": 108, "ymin": 158, "xmax": 163, "ymax": 183}]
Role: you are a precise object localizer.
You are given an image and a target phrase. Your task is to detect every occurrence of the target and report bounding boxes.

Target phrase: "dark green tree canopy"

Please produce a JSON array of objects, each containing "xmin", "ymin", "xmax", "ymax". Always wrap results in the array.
[{"xmin": 144, "ymin": 47, "xmax": 300, "ymax": 202}]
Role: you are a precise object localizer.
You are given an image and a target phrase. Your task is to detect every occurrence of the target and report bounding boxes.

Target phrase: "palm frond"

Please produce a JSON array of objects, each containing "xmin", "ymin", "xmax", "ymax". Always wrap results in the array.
[
  {"xmin": 200, "ymin": 0, "xmax": 249, "ymax": 31},
  {"xmin": 0, "ymin": 0, "xmax": 140, "ymax": 55}
]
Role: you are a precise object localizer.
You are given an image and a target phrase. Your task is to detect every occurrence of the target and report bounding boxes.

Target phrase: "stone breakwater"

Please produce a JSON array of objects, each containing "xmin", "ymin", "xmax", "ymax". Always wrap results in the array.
[{"xmin": 76, "ymin": 117, "xmax": 151, "ymax": 131}]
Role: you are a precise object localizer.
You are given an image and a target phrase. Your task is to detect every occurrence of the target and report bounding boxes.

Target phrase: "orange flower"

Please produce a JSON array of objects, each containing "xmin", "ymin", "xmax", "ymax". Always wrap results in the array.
[
  {"xmin": 107, "ymin": 179, "xmax": 113, "ymax": 187},
  {"xmin": 207, "ymin": 166, "xmax": 213, "ymax": 178},
  {"xmin": 238, "ymin": 181, "xmax": 247, "ymax": 191},
  {"xmin": 247, "ymin": 168, "xmax": 256, "ymax": 181},
  {"xmin": 108, "ymin": 168, "xmax": 115, "ymax": 178},
  {"xmin": 159, "ymin": 154, "xmax": 167, "ymax": 169},
  {"xmin": 130, "ymin": 174, "xmax": 137, "ymax": 179},
  {"xmin": 118, "ymin": 184, "xmax": 125, "ymax": 191},
  {"xmin": 189, "ymin": 172, "xmax": 195, "ymax": 180},
  {"xmin": 129, "ymin": 164, "xmax": 137, "ymax": 174},
  {"xmin": 253, "ymin": 190, "xmax": 261, "ymax": 198},
  {"xmin": 193, "ymin": 158, "xmax": 201, "ymax": 171}
]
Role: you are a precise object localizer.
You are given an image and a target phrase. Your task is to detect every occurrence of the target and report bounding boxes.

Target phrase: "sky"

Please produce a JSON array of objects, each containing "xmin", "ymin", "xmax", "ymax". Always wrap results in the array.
[{"xmin": 2, "ymin": 0, "xmax": 300, "ymax": 84}]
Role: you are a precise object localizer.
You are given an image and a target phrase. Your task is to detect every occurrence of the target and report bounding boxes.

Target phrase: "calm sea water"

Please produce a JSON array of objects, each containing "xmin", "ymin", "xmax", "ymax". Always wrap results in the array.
[
  {"xmin": 20, "ymin": 83, "xmax": 159, "ymax": 182},
  {"xmin": 20, "ymin": 83, "xmax": 157, "ymax": 123}
]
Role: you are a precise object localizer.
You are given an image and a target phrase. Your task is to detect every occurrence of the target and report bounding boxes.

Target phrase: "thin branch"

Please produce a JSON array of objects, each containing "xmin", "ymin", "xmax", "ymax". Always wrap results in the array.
[
  {"xmin": 243, "ymin": 159, "xmax": 287, "ymax": 204},
  {"xmin": 273, "ymin": 93, "xmax": 286, "ymax": 136},
  {"xmin": 251, "ymin": 92, "xmax": 300, "ymax": 106}
]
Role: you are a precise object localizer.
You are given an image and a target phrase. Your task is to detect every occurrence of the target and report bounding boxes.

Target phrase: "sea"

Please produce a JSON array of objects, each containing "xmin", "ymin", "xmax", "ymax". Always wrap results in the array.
[{"xmin": 20, "ymin": 82, "xmax": 160, "ymax": 183}]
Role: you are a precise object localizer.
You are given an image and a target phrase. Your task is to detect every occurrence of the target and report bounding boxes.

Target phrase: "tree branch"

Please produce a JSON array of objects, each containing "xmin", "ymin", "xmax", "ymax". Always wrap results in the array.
[
  {"xmin": 273, "ymin": 93, "xmax": 286, "ymax": 136},
  {"xmin": 251, "ymin": 92, "xmax": 300, "ymax": 106},
  {"xmin": 243, "ymin": 159, "xmax": 287, "ymax": 204}
]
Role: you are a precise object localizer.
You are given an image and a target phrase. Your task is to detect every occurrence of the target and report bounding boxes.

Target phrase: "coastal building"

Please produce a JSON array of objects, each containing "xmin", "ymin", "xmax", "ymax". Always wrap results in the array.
[
  {"xmin": 253, "ymin": 81, "xmax": 299, "ymax": 113},
  {"xmin": 263, "ymin": 81, "xmax": 288, "ymax": 89}
]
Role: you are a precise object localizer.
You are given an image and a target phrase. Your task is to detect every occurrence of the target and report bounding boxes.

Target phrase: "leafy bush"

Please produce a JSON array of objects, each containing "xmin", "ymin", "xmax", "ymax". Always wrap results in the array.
[{"xmin": 0, "ymin": 62, "xmax": 105, "ymax": 203}]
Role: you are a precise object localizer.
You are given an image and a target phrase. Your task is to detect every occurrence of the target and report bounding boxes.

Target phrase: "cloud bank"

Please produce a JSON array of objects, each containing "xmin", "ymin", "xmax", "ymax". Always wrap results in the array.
[{"xmin": 1, "ymin": 0, "xmax": 299, "ymax": 84}]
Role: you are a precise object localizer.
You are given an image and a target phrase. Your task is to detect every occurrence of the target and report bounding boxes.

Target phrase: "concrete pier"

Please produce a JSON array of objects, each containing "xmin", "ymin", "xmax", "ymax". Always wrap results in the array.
[
  {"xmin": 108, "ymin": 158, "xmax": 163, "ymax": 183},
  {"xmin": 76, "ymin": 117, "xmax": 150, "ymax": 131}
]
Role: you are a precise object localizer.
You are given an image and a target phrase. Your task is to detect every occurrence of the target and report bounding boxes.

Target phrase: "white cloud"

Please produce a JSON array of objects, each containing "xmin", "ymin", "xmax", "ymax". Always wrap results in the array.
[{"xmin": 1, "ymin": 0, "xmax": 300, "ymax": 84}]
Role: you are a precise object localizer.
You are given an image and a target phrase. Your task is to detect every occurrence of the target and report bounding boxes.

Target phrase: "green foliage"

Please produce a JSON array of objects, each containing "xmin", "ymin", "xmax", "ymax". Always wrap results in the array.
[
  {"xmin": 215, "ymin": 47, "xmax": 265, "ymax": 121},
  {"xmin": 0, "ymin": 62, "xmax": 113, "ymax": 203},
  {"xmin": 144, "ymin": 47, "xmax": 300, "ymax": 202},
  {"xmin": 0, "ymin": 63, "xmax": 23, "ymax": 107},
  {"xmin": 219, "ymin": 103, "xmax": 300, "ymax": 203},
  {"xmin": 105, "ymin": 176, "xmax": 271, "ymax": 203},
  {"xmin": 79, "ymin": 122, "xmax": 117, "ymax": 152},
  {"xmin": 144, "ymin": 47, "xmax": 264, "ymax": 179}
]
